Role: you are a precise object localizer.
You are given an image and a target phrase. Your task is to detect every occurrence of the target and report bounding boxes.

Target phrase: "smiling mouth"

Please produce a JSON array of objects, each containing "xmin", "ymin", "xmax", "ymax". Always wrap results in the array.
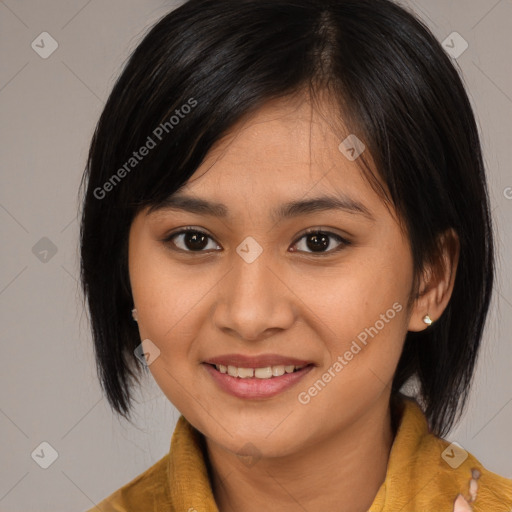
[
  {"xmin": 210, "ymin": 363, "xmax": 309, "ymax": 379},
  {"xmin": 203, "ymin": 360, "xmax": 314, "ymax": 399}
]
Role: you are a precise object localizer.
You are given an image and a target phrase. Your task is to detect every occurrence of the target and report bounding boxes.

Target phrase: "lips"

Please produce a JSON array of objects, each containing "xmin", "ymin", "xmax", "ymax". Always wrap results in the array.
[{"xmin": 202, "ymin": 353, "xmax": 314, "ymax": 399}]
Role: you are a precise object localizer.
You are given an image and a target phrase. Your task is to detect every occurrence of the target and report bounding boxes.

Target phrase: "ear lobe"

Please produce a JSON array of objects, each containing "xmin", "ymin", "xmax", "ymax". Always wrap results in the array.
[{"xmin": 408, "ymin": 228, "xmax": 460, "ymax": 332}]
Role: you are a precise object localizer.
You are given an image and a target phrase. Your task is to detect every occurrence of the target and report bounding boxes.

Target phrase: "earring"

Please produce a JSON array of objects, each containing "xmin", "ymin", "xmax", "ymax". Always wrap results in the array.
[
  {"xmin": 422, "ymin": 314, "xmax": 433, "ymax": 326},
  {"xmin": 132, "ymin": 308, "xmax": 138, "ymax": 322}
]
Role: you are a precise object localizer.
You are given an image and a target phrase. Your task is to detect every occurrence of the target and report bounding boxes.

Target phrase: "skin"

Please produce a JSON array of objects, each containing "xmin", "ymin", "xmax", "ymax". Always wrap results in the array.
[{"xmin": 128, "ymin": 93, "xmax": 459, "ymax": 512}]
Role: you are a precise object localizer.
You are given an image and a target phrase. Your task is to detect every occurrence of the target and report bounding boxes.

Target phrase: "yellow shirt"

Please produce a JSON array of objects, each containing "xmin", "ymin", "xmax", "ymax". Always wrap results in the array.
[{"xmin": 86, "ymin": 398, "xmax": 512, "ymax": 511}]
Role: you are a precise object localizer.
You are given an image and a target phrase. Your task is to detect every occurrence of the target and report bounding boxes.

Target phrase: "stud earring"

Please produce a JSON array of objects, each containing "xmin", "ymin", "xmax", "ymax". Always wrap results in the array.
[
  {"xmin": 422, "ymin": 314, "xmax": 433, "ymax": 326},
  {"xmin": 132, "ymin": 308, "xmax": 138, "ymax": 322}
]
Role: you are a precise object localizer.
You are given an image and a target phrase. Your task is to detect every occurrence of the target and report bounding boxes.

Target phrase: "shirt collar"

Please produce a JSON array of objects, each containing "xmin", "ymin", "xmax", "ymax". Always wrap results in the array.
[{"xmin": 167, "ymin": 396, "xmax": 434, "ymax": 511}]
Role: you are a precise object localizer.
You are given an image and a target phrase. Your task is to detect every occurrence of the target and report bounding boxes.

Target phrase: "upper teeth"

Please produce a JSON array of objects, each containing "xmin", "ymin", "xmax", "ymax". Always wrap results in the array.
[{"xmin": 215, "ymin": 364, "xmax": 305, "ymax": 379}]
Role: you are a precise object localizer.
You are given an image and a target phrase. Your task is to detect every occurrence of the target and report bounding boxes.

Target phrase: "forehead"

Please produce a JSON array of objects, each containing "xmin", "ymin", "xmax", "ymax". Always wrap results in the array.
[{"xmin": 178, "ymin": 95, "xmax": 380, "ymax": 206}]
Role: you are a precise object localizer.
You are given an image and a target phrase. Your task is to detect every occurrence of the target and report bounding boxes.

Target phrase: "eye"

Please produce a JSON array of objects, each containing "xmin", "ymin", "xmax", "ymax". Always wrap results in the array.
[
  {"xmin": 290, "ymin": 229, "xmax": 350, "ymax": 255},
  {"xmin": 163, "ymin": 227, "xmax": 221, "ymax": 253}
]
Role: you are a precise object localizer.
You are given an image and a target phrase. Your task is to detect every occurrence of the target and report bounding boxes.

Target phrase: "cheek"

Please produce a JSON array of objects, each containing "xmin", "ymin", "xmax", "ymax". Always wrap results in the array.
[
  {"xmin": 129, "ymin": 237, "xmax": 235, "ymax": 412},
  {"xmin": 294, "ymin": 243, "xmax": 412, "ymax": 347},
  {"xmin": 292, "ymin": 241, "xmax": 412, "ymax": 400},
  {"xmin": 129, "ymin": 245, "xmax": 211, "ymax": 415},
  {"xmin": 130, "ymin": 234, "xmax": 182, "ymax": 345},
  {"xmin": 130, "ymin": 249, "xmax": 209, "ymax": 353}
]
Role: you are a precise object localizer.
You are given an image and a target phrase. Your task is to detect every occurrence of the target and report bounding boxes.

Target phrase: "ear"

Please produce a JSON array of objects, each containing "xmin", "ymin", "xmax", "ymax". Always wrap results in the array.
[{"xmin": 408, "ymin": 228, "xmax": 460, "ymax": 332}]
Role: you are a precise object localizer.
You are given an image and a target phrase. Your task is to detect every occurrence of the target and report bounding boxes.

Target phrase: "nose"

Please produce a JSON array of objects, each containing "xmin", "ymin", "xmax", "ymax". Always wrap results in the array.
[{"xmin": 212, "ymin": 249, "xmax": 296, "ymax": 343}]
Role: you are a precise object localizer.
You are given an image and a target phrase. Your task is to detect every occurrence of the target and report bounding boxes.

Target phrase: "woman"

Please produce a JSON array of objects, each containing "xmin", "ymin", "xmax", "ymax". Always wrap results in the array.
[{"xmin": 80, "ymin": 0, "xmax": 512, "ymax": 510}]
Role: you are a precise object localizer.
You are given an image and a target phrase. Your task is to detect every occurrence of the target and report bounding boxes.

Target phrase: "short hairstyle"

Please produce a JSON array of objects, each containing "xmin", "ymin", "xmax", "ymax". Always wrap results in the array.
[{"xmin": 79, "ymin": 0, "xmax": 494, "ymax": 437}]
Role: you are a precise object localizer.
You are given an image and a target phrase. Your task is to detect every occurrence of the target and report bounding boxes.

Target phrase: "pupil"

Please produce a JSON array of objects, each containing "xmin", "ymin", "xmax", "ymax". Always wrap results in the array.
[{"xmin": 307, "ymin": 233, "xmax": 329, "ymax": 252}]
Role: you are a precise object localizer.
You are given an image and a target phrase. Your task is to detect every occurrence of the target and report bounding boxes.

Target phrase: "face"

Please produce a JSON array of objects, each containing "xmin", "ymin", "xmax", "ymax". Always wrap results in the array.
[{"xmin": 128, "ymin": 94, "xmax": 416, "ymax": 458}]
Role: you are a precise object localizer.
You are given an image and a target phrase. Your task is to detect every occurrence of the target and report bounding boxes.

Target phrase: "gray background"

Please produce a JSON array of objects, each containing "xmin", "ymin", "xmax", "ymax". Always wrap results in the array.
[{"xmin": 1, "ymin": 1, "xmax": 511, "ymax": 510}]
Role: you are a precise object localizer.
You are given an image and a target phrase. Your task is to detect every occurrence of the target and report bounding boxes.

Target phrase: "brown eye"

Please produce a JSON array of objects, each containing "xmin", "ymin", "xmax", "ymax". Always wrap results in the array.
[
  {"xmin": 164, "ymin": 228, "xmax": 221, "ymax": 252},
  {"xmin": 291, "ymin": 230, "xmax": 349, "ymax": 254}
]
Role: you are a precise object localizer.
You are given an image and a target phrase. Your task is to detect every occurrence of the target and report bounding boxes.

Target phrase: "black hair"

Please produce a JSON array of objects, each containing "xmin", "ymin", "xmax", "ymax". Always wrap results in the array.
[{"xmin": 79, "ymin": 0, "xmax": 494, "ymax": 437}]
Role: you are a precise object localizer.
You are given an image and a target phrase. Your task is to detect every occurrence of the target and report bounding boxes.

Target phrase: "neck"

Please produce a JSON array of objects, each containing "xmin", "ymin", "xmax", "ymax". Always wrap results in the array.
[{"xmin": 204, "ymin": 394, "xmax": 398, "ymax": 512}]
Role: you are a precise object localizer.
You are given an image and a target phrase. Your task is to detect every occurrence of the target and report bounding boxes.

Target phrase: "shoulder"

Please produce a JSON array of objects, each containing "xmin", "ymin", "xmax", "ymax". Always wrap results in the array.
[
  {"xmin": 425, "ymin": 434, "xmax": 512, "ymax": 511},
  {"xmin": 393, "ymin": 397, "xmax": 512, "ymax": 511},
  {"xmin": 83, "ymin": 453, "xmax": 171, "ymax": 512}
]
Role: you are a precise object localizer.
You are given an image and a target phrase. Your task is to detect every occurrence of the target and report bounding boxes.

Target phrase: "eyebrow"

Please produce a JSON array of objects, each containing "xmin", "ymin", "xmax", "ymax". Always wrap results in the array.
[{"xmin": 150, "ymin": 193, "xmax": 375, "ymax": 222}]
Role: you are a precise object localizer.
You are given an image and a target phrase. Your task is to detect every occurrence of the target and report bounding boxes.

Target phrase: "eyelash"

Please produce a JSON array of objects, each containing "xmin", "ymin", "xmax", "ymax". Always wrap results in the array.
[{"xmin": 161, "ymin": 226, "xmax": 351, "ymax": 256}]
